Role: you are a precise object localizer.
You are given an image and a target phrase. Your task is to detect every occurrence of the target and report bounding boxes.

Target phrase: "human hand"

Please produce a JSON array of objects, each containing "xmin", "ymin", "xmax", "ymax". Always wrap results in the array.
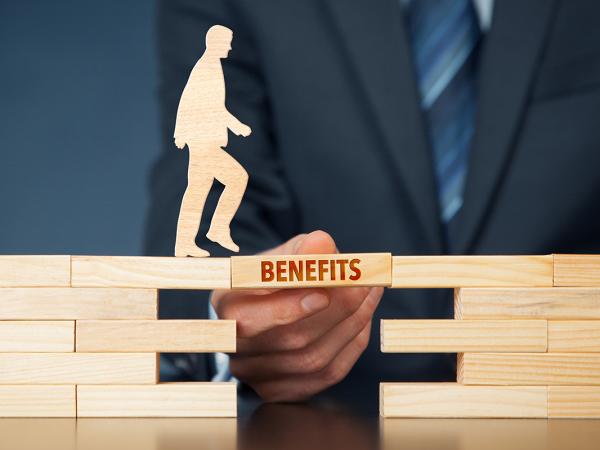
[{"xmin": 211, "ymin": 230, "xmax": 383, "ymax": 402}]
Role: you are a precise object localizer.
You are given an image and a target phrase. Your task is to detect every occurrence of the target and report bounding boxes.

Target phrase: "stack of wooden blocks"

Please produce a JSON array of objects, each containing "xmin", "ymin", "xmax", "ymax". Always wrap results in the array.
[
  {"xmin": 381, "ymin": 254, "xmax": 600, "ymax": 419},
  {"xmin": 0, "ymin": 255, "xmax": 236, "ymax": 418},
  {"xmin": 1, "ymin": 253, "xmax": 599, "ymax": 418}
]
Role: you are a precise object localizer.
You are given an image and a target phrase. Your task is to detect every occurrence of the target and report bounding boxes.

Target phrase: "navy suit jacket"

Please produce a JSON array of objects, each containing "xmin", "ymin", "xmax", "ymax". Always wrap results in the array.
[{"xmin": 145, "ymin": 0, "xmax": 600, "ymax": 409}]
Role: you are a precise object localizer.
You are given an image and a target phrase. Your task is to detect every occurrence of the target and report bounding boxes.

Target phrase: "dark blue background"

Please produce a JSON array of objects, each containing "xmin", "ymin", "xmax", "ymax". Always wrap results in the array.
[{"xmin": 0, "ymin": 0, "xmax": 159, "ymax": 255}]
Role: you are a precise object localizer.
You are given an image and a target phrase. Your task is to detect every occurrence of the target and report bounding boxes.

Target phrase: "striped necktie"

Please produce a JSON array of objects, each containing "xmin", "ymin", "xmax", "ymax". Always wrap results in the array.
[{"xmin": 405, "ymin": 0, "xmax": 481, "ymax": 223}]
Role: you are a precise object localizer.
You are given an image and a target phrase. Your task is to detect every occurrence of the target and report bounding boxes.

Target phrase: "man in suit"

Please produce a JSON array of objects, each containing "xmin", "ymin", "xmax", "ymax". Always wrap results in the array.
[{"xmin": 145, "ymin": 0, "xmax": 600, "ymax": 410}]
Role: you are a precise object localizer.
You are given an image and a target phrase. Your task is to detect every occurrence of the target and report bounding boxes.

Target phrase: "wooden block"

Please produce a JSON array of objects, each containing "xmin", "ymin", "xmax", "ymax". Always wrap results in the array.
[
  {"xmin": 548, "ymin": 321, "xmax": 600, "ymax": 352},
  {"xmin": 455, "ymin": 287, "xmax": 600, "ymax": 319},
  {"xmin": 0, "ymin": 353, "xmax": 158, "ymax": 384},
  {"xmin": 548, "ymin": 386, "xmax": 600, "ymax": 418},
  {"xmin": 76, "ymin": 320, "xmax": 235, "ymax": 352},
  {"xmin": 381, "ymin": 320, "xmax": 547, "ymax": 353},
  {"xmin": 554, "ymin": 254, "xmax": 600, "ymax": 286},
  {"xmin": 71, "ymin": 256, "xmax": 230, "ymax": 289},
  {"xmin": 0, "ymin": 385, "xmax": 76, "ymax": 417},
  {"xmin": 458, "ymin": 353, "xmax": 600, "ymax": 385},
  {"xmin": 0, "ymin": 255, "xmax": 70, "ymax": 287},
  {"xmin": 0, "ymin": 321, "xmax": 74, "ymax": 352},
  {"xmin": 392, "ymin": 255, "xmax": 552, "ymax": 288},
  {"xmin": 231, "ymin": 253, "xmax": 391, "ymax": 289},
  {"xmin": 0, "ymin": 287, "xmax": 157, "ymax": 320},
  {"xmin": 77, "ymin": 382, "xmax": 236, "ymax": 417},
  {"xmin": 380, "ymin": 383, "xmax": 547, "ymax": 418}
]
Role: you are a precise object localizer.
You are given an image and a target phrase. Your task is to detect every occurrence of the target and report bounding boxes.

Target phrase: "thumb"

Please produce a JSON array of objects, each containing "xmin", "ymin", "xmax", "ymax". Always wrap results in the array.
[{"xmin": 263, "ymin": 230, "xmax": 338, "ymax": 256}]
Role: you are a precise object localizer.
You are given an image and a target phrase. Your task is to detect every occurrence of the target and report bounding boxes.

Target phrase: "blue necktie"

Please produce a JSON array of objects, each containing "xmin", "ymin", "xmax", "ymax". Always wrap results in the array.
[{"xmin": 405, "ymin": 0, "xmax": 481, "ymax": 223}]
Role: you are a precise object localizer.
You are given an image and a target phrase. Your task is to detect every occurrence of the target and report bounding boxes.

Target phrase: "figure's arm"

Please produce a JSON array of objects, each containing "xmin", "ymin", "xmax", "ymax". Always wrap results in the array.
[{"xmin": 226, "ymin": 110, "xmax": 252, "ymax": 137}]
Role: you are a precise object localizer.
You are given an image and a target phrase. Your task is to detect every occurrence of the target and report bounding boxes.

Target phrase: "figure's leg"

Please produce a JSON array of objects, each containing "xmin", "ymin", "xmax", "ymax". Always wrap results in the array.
[
  {"xmin": 174, "ymin": 146, "xmax": 213, "ymax": 257},
  {"xmin": 206, "ymin": 149, "xmax": 248, "ymax": 252}
]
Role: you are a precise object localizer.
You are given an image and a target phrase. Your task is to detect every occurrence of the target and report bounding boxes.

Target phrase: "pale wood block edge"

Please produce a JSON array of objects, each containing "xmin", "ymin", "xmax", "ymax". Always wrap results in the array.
[
  {"xmin": 76, "ymin": 382, "xmax": 237, "ymax": 417},
  {"xmin": 0, "ymin": 385, "xmax": 76, "ymax": 417}
]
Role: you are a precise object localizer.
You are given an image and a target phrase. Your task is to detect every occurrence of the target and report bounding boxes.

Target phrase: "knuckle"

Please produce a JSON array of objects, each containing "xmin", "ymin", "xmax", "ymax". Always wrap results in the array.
[
  {"xmin": 280, "ymin": 331, "xmax": 310, "ymax": 351},
  {"xmin": 321, "ymin": 362, "xmax": 345, "ymax": 386},
  {"xmin": 299, "ymin": 349, "xmax": 329, "ymax": 374},
  {"xmin": 355, "ymin": 328, "xmax": 371, "ymax": 352}
]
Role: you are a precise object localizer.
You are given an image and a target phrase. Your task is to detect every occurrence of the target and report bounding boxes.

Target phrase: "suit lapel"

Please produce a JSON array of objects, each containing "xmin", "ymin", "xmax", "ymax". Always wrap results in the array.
[
  {"xmin": 325, "ymin": 0, "xmax": 443, "ymax": 252},
  {"xmin": 453, "ymin": 0, "xmax": 558, "ymax": 254}
]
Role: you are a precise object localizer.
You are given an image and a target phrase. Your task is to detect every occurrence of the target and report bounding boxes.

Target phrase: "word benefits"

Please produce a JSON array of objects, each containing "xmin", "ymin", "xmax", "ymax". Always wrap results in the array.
[{"xmin": 261, "ymin": 258, "xmax": 362, "ymax": 283}]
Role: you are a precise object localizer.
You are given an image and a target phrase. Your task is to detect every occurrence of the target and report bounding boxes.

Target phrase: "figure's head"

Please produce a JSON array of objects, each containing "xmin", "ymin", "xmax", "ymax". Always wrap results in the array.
[{"xmin": 206, "ymin": 25, "xmax": 233, "ymax": 58}]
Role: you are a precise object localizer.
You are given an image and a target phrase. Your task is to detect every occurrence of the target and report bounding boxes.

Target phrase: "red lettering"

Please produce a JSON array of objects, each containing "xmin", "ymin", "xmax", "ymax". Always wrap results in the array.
[
  {"xmin": 349, "ymin": 258, "xmax": 361, "ymax": 281},
  {"xmin": 276, "ymin": 260, "xmax": 287, "ymax": 282},
  {"xmin": 289, "ymin": 260, "xmax": 303, "ymax": 281},
  {"xmin": 318, "ymin": 259, "xmax": 328, "ymax": 281},
  {"xmin": 306, "ymin": 259, "xmax": 317, "ymax": 281},
  {"xmin": 261, "ymin": 261, "xmax": 274, "ymax": 282},
  {"xmin": 337, "ymin": 259, "xmax": 348, "ymax": 279}
]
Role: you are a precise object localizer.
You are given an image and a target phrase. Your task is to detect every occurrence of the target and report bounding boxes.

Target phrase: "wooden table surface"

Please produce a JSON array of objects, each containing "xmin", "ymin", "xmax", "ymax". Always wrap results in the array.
[{"xmin": 1, "ymin": 403, "xmax": 599, "ymax": 450}]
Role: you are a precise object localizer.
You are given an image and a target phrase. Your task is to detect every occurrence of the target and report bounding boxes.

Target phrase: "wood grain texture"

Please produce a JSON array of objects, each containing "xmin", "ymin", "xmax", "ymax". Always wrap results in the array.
[
  {"xmin": 0, "ymin": 353, "xmax": 158, "ymax": 384},
  {"xmin": 554, "ymin": 254, "xmax": 600, "ymax": 286},
  {"xmin": 458, "ymin": 353, "xmax": 600, "ymax": 385},
  {"xmin": 0, "ymin": 385, "xmax": 75, "ymax": 417},
  {"xmin": 0, "ymin": 287, "xmax": 157, "ymax": 320},
  {"xmin": 71, "ymin": 256, "xmax": 230, "ymax": 289},
  {"xmin": 231, "ymin": 253, "xmax": 391, "ymax": 288},
  {"xmin": 174, "ymin": 25, "xmax": 250, "ymax": 258},
  {"xmin": 548, "ymin": 321, "xmax": 600, "ymax": 352},
  {"xmin": 380, "ymin": 383, "xmax": 547, "ymax": 418},
  {"xmin": 548, "ymin": 386, "xmax": 600, "ymax": 418},
  {"xmin": 76, "ymin": 320, "xmax": 236, "ymax": 352},
  {"xmin": 455, "ymin": 287, "xmax": 600, "ymax": 319},
  {"xmin": 392, "ymin": 255, "xmax": 552, "ymax": 288},
  {"xmin": 0, "ymin": 321, "xmax": 74, "ymax": 352},
  {"xmin": 381, "ymin": 320, "xmax": 547, "ymax": 353},
  {"xmin": 0, "ymin": 255, "xmax": 70, "ymax": 287},
  {"xmin": 77, "ymin": 382, "xmax": 236, "ymax": 417}
]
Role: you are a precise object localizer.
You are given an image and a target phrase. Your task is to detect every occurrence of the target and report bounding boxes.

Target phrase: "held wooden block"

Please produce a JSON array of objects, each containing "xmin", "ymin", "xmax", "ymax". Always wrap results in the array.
[
  {"xmin": 380, "ymin": 383, "xmax": 547, "ymax": 418},
  {"xmin": 0, "ymin": 321, "xmax": 74, "ymax": 352},
  {"xmin": 381, "ymin": 320, "xmax": 547, "ymax": 353},
  {"xmin": 548, "ymin": 321, "xmax": 600, "ymax": 352},
  {"xmin": 71, "ymin": 256, "xmax": 230, "ymax": 289},
  {"xmin": 548, "ymin": 386, "xmax": 600, "ymax": 418},
  {"xmin": 554, "ymin": 254, "xmax": 600, "ymax": 286},
  {"xmin": 455, "ymin": 287, "xmax": 600, "ymax": 319},
  {"xmin": 231, "ymin": 253, "xmax": 391, "ymax": 289},
  {"xmin": 392, "ymin": 255, "xmax": 552, "ymax": 288},
  {"xmin": 77, "ymin": 382, "xmax": 237, "ymax": 417},
  {"xmin": 0, "ymin": 353, "xmax": 158, "ymax": 384},
  {"xmin": 76, "ymin": 320, "xmax": 236, "ymax": 353},
  {"xmin": 0, "ymin": 385, "xmax": 76, "ymax": 417},
  {"xmin": 0, "ymin": 255, "xmax": 70, "ymax": 287},
  {"xmin": 0, "ymin": 287, "xmax": 157, "ymax": 320},
  {"xmin": 458, "ymin": 353, "xmax": 600, "ymax": 385}
]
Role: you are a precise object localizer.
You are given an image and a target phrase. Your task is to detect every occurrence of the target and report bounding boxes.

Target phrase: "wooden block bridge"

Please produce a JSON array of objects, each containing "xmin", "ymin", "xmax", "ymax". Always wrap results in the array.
[{"xmin": 1, "ymin": 253, "xmax": 599, "ymax": 418}]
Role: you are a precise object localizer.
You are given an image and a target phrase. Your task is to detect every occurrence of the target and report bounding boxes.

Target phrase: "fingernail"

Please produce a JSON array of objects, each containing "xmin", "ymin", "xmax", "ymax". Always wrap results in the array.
[{"xmin": 301, "ymin": 293, "xmax": 329, "ymax": 313}]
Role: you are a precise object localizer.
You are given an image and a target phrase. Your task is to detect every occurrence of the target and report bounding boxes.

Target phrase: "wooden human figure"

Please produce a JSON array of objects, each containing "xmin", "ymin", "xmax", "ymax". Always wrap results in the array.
[{"xmin": 173, "ymin": 25, "xmax": 252, "ymax": 257}]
